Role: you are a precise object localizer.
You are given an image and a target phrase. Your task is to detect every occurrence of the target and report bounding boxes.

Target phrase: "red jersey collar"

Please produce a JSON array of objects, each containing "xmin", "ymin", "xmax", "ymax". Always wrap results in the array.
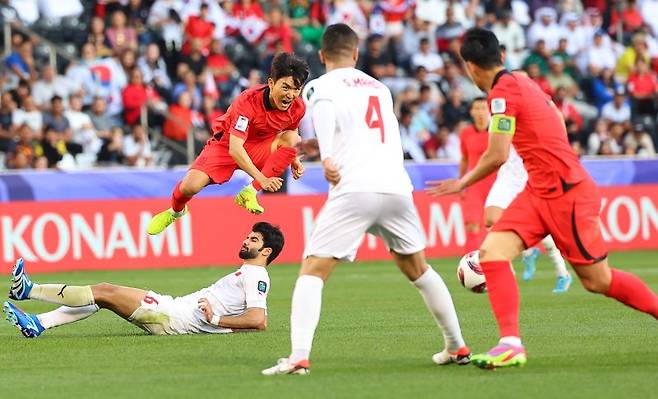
[
  {"xmin": 262, "ymin": 86, "xmax": 276, "ymax": 111},
  {"xmin": 491, "ymin": 69, "xmax": 511, "ymax": 90}
]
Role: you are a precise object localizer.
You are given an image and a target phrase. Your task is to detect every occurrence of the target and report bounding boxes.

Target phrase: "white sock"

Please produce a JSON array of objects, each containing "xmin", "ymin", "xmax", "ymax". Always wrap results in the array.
[
  {"xmin": 29, "ymin": 284, "xmax": 95, "ymax": 307},
  {"xmin": 499, "ymin": 336, "xmax": 522, "ymax": 347},
  {"xmin": 413, "ymin": 266, "xmax": 465, "ymax": 352},
  {"xmin": 290, "ymin": 275, "xmax": 324, "ymax": 363},
  {"xmin": 541, "ymin": 235, "xmax": 569, "ymax": 277},
  {"xmin": 37, "ymin": 304, "xmax": 99, "ymax": 329}
]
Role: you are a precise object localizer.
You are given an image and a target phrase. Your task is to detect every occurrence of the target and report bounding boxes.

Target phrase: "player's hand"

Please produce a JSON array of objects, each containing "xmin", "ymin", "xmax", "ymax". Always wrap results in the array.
[
  {"xmin": 291, "ymin": 157, "xmax": 305, "ymax": 180},
  {"xmin": 258, "ymin": 176, "xmax": 284, "ymax": 192},
  {"xmin": 425, "ymin": 178, "xmax": 464, "ymax": 197},
  {"xmin": 197, "ymin": 298, "xmax": 214, "ymax": 323},
  {"xmin": 322, "ymin": 158, "xmax": 341, "ymax": 185}
]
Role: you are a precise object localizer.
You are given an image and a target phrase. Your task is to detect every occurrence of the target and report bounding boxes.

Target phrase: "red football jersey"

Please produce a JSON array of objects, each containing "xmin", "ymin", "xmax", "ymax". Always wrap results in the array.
[
  {"xmin": 487, "ymin": 71, "xmax": 588, "ymax": 198},
  {"xmin": 211, "ymin": 84, "xmax": 305, "ymax": 154},
  {"xmin": 460, "ymin": 124, "xmax": 496, "ymax": 193}
]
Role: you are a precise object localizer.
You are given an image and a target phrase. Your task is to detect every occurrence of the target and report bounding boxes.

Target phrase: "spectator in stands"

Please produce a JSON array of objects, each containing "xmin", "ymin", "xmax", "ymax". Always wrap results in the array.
[
  {"xmin": 7, "ymin": 123, "xmax": 35, "ymax": 169},
  {"xmin": 527, "ymin": 62, "xmax": 553, "ymax": 96},
  {"xmin": 552, "ymin": 38, "xmax": 579, "ymax": 80},
  {"xmin": 88, "ymin": 16, "xmax": 114, "ymax": 58},
  {"xmin": 12, "ymin": 95, "xmax": 42, "ymax": 134},
  {"xmin": 617, "ymin": 33, "xmax": 650, "ymax": 81},
  {"xmin": 35, "ymin": 125, "xmax": 65, "ymax": 168},
  {"xmin": 97, "ymin": 126, "xmax": 125, "ymax": 165},
  {"xmin": 88, "ymin": 96, "xmax": 114, "ymax": 139},
  {"xmin": 626, "ymin": 58, "xmax": 658, "ymax": 117},
  {"xmin": 67, "ymin": 43, "xmax": 98, "ymax": 107},
  {"xmin": 587, "ymin": 118, "xmax": 611, "ymax": 155},
  {"xmin": 106, "ymin": 9, "xmax": 138, "ymax": 53},
  {"xmin": 163, "ymin": 90, "xmax": 193, "ymax": 145},
  {"xmin": 43, "ymin": 95, "xmax": 83, "ymax": 156},
  {"xmin": 642, "ymin": 0, "xmax": 658, "ymax": 37},
  {"xmin": 553, "ymin": 86, "xmax": 584, "ymax": 143},
  {"xmin": 123, "ymin": 124, "xmax": 153, "ymax": 167},
  {"xmin": 65, "ymin": 95, "xmax": 101, "ymax": 159},
  {"xmin": 207, "ymin": 39, "xmax": 236, "ymax": 93},
  {"xmin": 399, "ymin": 104, "xmax": 426, "ymax": 162},
  {"xmin": 584, "ymin": 31, "xmax": 617, "ymax": 74},
  {"xmin": 491, "ymin": 9, "xmax": 526, "ymax": 70},
  {"xmin": 441, "ymin": 87, "xmax": 469, "ymax": 131},
  {"xmin": 183, "ymin": 2, "xmax": 214, "ymax": 56},
  {"xmin": 173, "ymin": 70, "xmax": 202, "ymax": 111},
  {"xmin": 435, "ymin": 6, "xmax": 465, "ymax": 53},
  {"xmin": 610, "ymin": 0, "xmax": 644, "ymax": 40},
  {"xmin": 434, "ymin": 125, "xmax": 461, "ymax": 161},
  {"xmin": 0, "ymin": 91, "xmax": 16, "ymax": 152},
  {"xmin": 399, "ymin": 15, "xmax": 435, "ymax": 67},
  {"xmin": 182, "ymin": 39, "xmax": 208, "ymax": 76},
  {"xmin": 138, "ymin": 43, "xmax": 172, "ymax": 94},
  {"xmin": 32, "ymin": 65, "xmax": 71, "ymax": 110},
  {"xmin": 602, "ymin": 89, "xmax": 632, "ymax": 125},
  {"xmin": 124, "ymin": 0, "xmax": 151, "ymax": 44},
  {"xmin": 606, "ymin": 121, "xmax": 627, "ymax": 155},
  {"xmin": 547, "ymin": 57, "xmax": 578, "ymax": 97},
  {"xmin": 523, "ymin": 39, "xmax": 550, "ymax": 75},
  {"xmin": 624, "ymin": 122, "xmax": 657, "ymax": 156},
  {"xmin": 288, "ymin": 0, "xmax": 326, "ymax": 47},
  {"xmin": 4, "ymin": 40, "xmax": 34, "ymax": 82},
  {"xmin": 411, "ymin": 37, "xmax": 444, "ymax": 82},
  {"xmin": 200, "ymin": 94, "xmax": 224, "ymax": 134},
  {"xmin": 263, "ymin": 6, "xmax": 294, "ymax": 56},
  {"xmin": 527, "ymin": 6, "xmax": 561, "ymax": 51},
  {"xmin": 591, "ymin": 68, "xmax": 623, "ymax": 111},
  {"xmin": 360, "ymin": 34, "xmax": 396, "ymax": 81},
  {"xmin": 327, "ymin": 0, "xmax": 368, "ymax": 40},
  {"xmin": 122, "ymin": 68, "xmax": 150, "ymax": 127}
]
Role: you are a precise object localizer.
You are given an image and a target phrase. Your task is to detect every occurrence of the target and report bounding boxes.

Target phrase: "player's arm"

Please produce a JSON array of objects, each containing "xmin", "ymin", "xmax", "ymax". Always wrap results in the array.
[
  {"xmin": 312, "ymin": 99, "xmax": 341, "ymax": 185},
  {"xmin": 228, "ymin": 134, "xmax": 282, "ymax": 192},
  {"xmin": 427, "ymin": 114, "xmax": 513, "ymax": 196},
  {"xmin": 198, "ymin": 298, "xmax": 267, "ymax": 331}
]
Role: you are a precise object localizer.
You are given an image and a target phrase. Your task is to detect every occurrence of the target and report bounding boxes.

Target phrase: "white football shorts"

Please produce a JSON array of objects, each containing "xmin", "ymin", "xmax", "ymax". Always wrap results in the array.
[
  {"xmin": 128, "ymin": 291, "xmax": 198, "ymax": 335},
  {"xmin": 485, "ymin": 169, "xmax": 527, "ymax": 209},
  {"xmin": 303, "ymin": 192, "xmax": 426, "ymax": 262}
]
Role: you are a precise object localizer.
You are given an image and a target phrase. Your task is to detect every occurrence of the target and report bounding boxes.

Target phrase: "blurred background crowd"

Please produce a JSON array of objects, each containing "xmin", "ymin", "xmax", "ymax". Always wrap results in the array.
[{"xmin": 0, "ymin": 0, "xmax": 657, "ymax": 171}]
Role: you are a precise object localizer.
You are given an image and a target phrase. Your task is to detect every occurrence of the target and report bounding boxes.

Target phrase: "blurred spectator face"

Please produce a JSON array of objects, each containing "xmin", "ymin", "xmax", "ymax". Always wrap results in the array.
[
  {"xmin": 368, "ymin": 35, "xmax": 383, "ymax": 55},
  {"xmin": 445, "ymin": 7, "xmax": 455, "ymax": 23},
  {"xmin": 92, "ymin": 97, "xmax": 107, "ymax": 114},
  {"xmin": 52, "ymin": 97, "xmax": 64, "ymax": 115},
  {"xmin": 247, "ymin": 69, "xmax": 262, "ymax": 87},
  {"xmin": 419, "ymin": 38, "xmax": 430, "ymax": 54},
  {"xmin": 11, "ymin": 33, "xmax": 23, "ymax": 48},
  {"xmin": 19, "ymin": 41, "xmax": 32, "ymax": 58},
  {"xmin": 414, "ymin": 66, "xmax": 428, "ymax": 81},
  {"xmin": 69, "ymin": 95, "xmax": 83, "ymax": 111},
  {"xmin": 81, "ymin": 43, "xmax": 96, "ymax": 61},
  {"xmin": 111, "ymin": 10, "xmax": 127, "ymax": 29},
  {"xmin": 42, "ymin": 65, "xmax": 55, "ymax": 82},
  {"xmin": 130, "ymin": 69, "xmax": 143, "ymax": 85},
  {"xmin": 146, "ymin": 44, "xmax": 160, "ymax": 63},
  {"xmin": 445, "ymin": 63, "xmax": 459, "ymax": 79},
  {"xmin": 1, "ymin": 92, "xmax": 16, "ymax": 110},
  {"xmin": 636, "ymin": 58, "xmax": 649, "ymax": 74},
  {"xmin": 469, "ymin": 99, "xmax": 489, "ymax": 128},
  {"xmin": 18, "ymin": 124, "xmax": 33, "ymax": 144},
  {"xmin": 558, "ymin": 38, "xmax": 568, "ymax": 52},
  {"xmin": 613, "ymin": 92, "xmax": 625, "ymax": 107},
  {"xmin": 34, "ymin": 156, "xmax": 48, "ymax": 169},
  {"xmin": 176, "ymin": 63, "xmax": 190, "ymax": 80},
  {"xmin": 527, "ymin": 63, "xmax": 541, "ymax": 78},
  {"xmin": 44, "ymin": 127, "xmax": 59, "ymax": 144},
  {"xmin": 179, "ymin": 91, "xmax": 192, "ymax": 108},
  {"xmin": 554, "ymin": 87, "xmax": 567, "ymax": 102},
  {"xmin": 541, "ymin": 15, "xmax": 553, "ymax": 26},
  {"xmin": 210, "ymin": 39, "xmax": 223, "ymax": 55},
  {"xmin": 550, "ymin": 59, "xmax": 564, "ymax": 74},
  {"xmin": 13, "ymin": 152, "xmax": 29, "ymax": 169},
  {"xmin": 269, "ymin": 7, "xmax": 283, "ymax": 25},
  {"xmin": 632, "ymin": 35, "xmax": 648, "ymax": 53},
  {"xmin": 132, "ymin": 125, "xmax": 146, "ymax": 141},
  {"xmin": 200, "ymin": 4, "xmax": 209, "ymax": 19},
  {"xmin": 593, "ymin": 33, "xmax": 603, "ymax": 47},
  {"xmin": 610, "ymin": 123, "xmax": 625, "ymax": 139},
  {"xmin": 535, "ymin": 40, "xmax": 548, "ymax": 56},
  {"xmin": 91, "ymin": 16, "xmax": 105, "ymax": 34},
  {"xmin": 184, "ymin": 70, "xmax": 196, "ymax": 86},
  {"xmin": 419, "ymin": 86, "xmax": 432, "ymax": 103},
  {"xmin": 121, "ymin": 50, "xmax": 136, "ymax": 70},
  {"xmin": 203, "ymin": 95, "xmax": 216, "ymax": 111},
  {"xmin": 594, "ymin": 119, "xmax": 608, "ymax": 134},
  {"xmin": 22, "ymin": 95, "xmax": 35, "ymax": 111}
]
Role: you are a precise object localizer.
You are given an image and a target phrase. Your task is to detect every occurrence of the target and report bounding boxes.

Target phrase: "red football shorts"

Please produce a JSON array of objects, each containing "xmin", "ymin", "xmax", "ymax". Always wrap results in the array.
[
  {"xmin": 190, "ymin": 136, "xmax": 276, "ymax": 184},
  {"xmin": 492, "ymin": 177, "xmax": 607, "ymax": 266}
]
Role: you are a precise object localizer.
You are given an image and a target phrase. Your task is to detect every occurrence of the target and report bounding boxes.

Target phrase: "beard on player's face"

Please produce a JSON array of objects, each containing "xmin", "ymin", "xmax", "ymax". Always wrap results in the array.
[{"xmin": 239, "ymin": 244, "xmax": 262, "ymax": 260}]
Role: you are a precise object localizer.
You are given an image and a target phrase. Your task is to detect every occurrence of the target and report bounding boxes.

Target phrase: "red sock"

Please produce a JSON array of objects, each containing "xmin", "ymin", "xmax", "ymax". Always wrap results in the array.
[
  {"xmin": 606, "ymin": 268, "xmax": 658, "ymax": 319},
  {"xmin": 480, "ymin": 260, "xmax": 520, "ymax": 337},
  {"xmin": 252, "ymin": 147, "xmax": 297, "ymax": 191},
  {"xmin": 171, "ymin": 182, "xmax": 192, "ymax": 213}
]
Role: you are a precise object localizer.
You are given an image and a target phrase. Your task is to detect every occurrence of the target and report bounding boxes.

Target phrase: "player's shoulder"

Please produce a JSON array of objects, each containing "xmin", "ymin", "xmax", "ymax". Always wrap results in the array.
[
  {"xmin": 236, "ymin": 84, "xmax": 267, "ymax": 104},
  {"xmin": 302, "ymin": 75, "xmax": 332, "ymax": 106},
  {"xmin": 241, "ymin": 264, "xmax": 270, "ymax": 279}
]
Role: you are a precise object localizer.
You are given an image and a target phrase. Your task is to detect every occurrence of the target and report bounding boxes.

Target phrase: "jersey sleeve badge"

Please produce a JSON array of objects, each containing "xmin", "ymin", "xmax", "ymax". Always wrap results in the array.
[
  {"xmin": 491, "ymin": 98, "xmax": 506, "ymax": 114},
  {"xmin": 257, "ymin": 281, "xmax": 267, "ymax": 294},
  {"xmin": 235, "ymin": 115, "xmax": 249, "ymax": 132},
  {"xmin": 489, "ymin": 114, "xmax": 516, "ymax": 135}
]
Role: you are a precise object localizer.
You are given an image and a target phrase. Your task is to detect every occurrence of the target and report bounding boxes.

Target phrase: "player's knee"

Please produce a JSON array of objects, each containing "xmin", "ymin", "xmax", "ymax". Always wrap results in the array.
[
  {"xmin": 91, "ymin": 283, "xmax": 118, "ymax": 301},
  {"xmin": 484, "ymin": 216, "xmax": 496, "ymax": 230},
  {"xmin": 278, "ymin": 130, "xmax": 301, "ymax": 148},
  {"xmin": 579, "ymin": 276, "xmax": 608, "ymax": 294},
  {"xmin": 179, "ymin": 179, "xmax": 203, "ymax": 196}
]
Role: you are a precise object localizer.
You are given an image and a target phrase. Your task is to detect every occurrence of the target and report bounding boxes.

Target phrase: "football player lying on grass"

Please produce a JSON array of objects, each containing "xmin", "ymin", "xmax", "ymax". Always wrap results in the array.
[{"xmin": 3, "ymin": 222, "xmax": 282, "ymax": 338}]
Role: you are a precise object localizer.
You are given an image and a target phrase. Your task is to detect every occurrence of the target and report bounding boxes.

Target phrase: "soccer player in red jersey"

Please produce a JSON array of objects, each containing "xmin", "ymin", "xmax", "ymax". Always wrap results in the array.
[
  {"xmin": 147, "ymin": 53, "xmax": 309, "ymax": 235},
  {"xmin": 459, "ymin": 97, "xmax": 496, "ymax": 251},
  {"xmin": 427, "ymin": 28, "xmax": 658, "ymax": 369}
]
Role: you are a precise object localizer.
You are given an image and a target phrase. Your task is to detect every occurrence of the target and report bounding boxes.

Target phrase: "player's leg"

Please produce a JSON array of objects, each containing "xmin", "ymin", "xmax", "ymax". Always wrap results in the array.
[
  {"xmin": 572, "ymin": 258, "xmax": 658, "ymax": 318},
  {"xmin": 391, "ymin": 250, "xmax": 470, "ymax": 365},
  {"xmin": 147, "ymin": 169, "xmax": 210, "ymax": 235},
  {"xmin": 236, "ymin": 130, "xmax": 300, "ymax": 214},
  {"xmin": 483, "ymin": 205, "xmax": 504, "ymax": 229},
  {"xmin": 539, "ymin": 235, "xmax": 572, "ymax": 294},
  {"xmin": 263, "ymin": 193, "xmax": 374, "ymax": 375}
]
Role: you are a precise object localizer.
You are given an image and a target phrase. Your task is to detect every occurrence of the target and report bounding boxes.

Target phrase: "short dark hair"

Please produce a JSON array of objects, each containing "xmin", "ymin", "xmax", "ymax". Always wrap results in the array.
[
  {"xmin": 470, "ymin": 96, "xmax": 488, "ymax": 110},
  {"xmin": 460, "ymin": 28, "xmax": 502, "ymax": 69},
  {"xmin": 321, "ymin": 23, "xmax": 359, "ymax": 60},
  {"xmin": 252, "ymin": 222, "xmax": 284, "ymax": 265},
  {"xmin": 270, "ymin": 52, "xmax": 309, "ymax": 88}
]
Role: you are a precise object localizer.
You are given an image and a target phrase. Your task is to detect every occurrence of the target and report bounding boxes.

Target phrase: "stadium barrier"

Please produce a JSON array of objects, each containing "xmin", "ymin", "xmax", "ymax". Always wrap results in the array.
[{"xmin": 1, "ymin": 159, "xmax": 657, "ymax": 272}]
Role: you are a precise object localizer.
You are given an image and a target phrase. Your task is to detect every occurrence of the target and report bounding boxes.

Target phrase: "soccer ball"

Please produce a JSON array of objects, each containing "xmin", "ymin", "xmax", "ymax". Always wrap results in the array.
[{"xmin": 457, "ymin": 250, "xmax": 486, "ymax": 293}]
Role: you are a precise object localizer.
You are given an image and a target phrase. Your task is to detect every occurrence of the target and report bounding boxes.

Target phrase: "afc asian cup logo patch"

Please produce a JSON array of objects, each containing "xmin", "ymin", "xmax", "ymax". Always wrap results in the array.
[
  {"xmin": 235, "ymin": 115, "xmax": 249, "ymax": 132},
  {"xmin": 491, "ymin": 98, "xmax": 506, "ymax": 114},
  {"xmin": 257, "ymin": 281, "xmax": 267, "ymax": 294}
]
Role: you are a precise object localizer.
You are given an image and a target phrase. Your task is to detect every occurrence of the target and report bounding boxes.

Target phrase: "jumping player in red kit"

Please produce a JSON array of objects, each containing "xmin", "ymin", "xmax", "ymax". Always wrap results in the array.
[
  {"xmin": 459, "ymin": 97, "xmax": 496, "ymax": 251},
  {"xmin": 427, "ymin": 28, "xmax": 658, "ymax": 369},
  {"xmin": 147, "ymin": 53, "xmax": 309, "ymax": 235}
]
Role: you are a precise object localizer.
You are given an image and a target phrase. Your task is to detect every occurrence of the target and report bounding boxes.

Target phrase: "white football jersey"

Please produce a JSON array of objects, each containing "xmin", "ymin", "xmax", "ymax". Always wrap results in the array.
[
  {"xmin": 304, "ymin": 67, "xmax": 413, "ymax": 197},
  {"xmin": 175, "ymin": 264, "xmax": 270, "ymax": 333},
  {"xmin": 498, "ymin": 145, "xmax": 528, "ymax": 185}
]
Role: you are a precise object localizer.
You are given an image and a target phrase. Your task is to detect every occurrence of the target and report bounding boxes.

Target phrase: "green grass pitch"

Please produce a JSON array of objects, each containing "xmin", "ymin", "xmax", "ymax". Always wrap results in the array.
[{"xmin": 1, "ymin": 251, "xmax": 656, "ymax": 399}]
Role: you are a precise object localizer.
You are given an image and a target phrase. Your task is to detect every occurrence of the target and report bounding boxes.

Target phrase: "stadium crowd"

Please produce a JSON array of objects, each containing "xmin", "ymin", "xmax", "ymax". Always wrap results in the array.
[{"xmin": 0, "ymin": 0, "xmax": 657, "ymax": 170}]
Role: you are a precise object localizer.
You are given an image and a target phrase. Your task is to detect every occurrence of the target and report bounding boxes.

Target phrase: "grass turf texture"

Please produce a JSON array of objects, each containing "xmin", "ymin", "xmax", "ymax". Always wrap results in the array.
[{"xmin": 1, "ymin": 251, "xmax": 656, "ymax": 399}]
